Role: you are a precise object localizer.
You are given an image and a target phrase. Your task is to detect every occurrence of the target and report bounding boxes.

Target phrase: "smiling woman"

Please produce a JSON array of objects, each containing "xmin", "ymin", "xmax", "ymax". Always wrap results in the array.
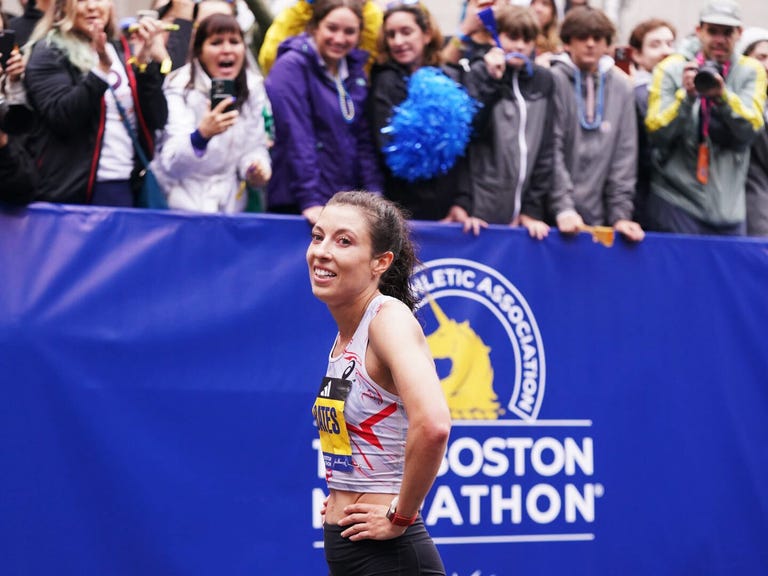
[
  {"xmin": 264, "ymin": 0, "xmax": 383, "ymax": 224},
  {"xmin": 307, "ymin": 191, "xmax": 451, "ymax": 576},
  {"xmin": 150, "ymin": 13, "xmax": 272, "ymax": 213},
  {"xmin": 23, "ymin": 0, "xmax": 169, "ymax": 205},
  {"xmin": 368, "ymin": 1, "xmax": 480, "ymax": 228}
]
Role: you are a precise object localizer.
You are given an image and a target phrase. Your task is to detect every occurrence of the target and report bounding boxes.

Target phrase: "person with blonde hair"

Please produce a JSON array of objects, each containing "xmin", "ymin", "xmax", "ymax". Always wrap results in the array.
[{"xmin": 24, "ymin": 0, "xmax": 169, "ymax": 205}]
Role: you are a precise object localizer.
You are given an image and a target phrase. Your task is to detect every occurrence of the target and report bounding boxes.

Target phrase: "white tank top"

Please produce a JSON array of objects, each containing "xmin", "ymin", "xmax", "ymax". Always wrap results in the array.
[{"xmin": 313, "ymin": 294, "xmax": 407, "ymax": 493}]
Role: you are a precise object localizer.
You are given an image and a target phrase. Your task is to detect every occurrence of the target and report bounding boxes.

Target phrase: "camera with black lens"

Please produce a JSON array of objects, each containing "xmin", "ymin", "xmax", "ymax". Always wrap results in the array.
[{"xmin": 693, "ymin": 60, "xmax": 723, "ymax": 94}]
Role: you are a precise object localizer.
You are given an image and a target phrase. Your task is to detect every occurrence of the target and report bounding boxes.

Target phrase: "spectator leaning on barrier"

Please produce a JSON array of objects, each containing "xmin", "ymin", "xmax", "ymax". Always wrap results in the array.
[
  {"xmin": 738, "ymin": 27, "xmax": 768, "ymax": 237},
  {"xmin": 23, "ymin": 0, "xmax": 169, "ymax": 206},
  {"xmin": 459, "ymin": 4, "xmax": 555, "ymax": 240},
  {"xmin": 548, "ymin": 6, "xmax": 644, "ymax": 242},
  {"xmin": 369, "ymin": 0, "xmax": 481, "ymax": 233},
  {"xmin": 151, "ymin": 13, "xmax": 271, "ymax": 213},
  {"xmin": 265, "ymin": 0, "xmax": 383, "ymax": 225},
  {"xmin": 627, "ymin": 17, "xmax": 676, "ymax": 226},
  {"xmin": 644, "ymin": 0, "xmax": 767, "ymax": 236}
]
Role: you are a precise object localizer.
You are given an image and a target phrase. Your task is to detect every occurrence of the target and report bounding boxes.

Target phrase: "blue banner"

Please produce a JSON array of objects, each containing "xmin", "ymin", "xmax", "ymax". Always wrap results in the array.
[{"xmin": 1, "ymin": 203, "xmax": 767, "ymax": 575}]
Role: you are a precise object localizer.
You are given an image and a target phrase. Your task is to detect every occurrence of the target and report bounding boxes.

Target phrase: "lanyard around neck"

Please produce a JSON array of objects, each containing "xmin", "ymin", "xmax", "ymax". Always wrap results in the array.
[
  {"xmin": 333, "ymin": 74, "xmax": 355, "ymax": 124},
  {"xmin": 574, "ymin": 70, "xmax": 604, "ymax": 131},
  {"xmin": 695, "ymin": 53, "xmax": 730, "ymax": 140}
]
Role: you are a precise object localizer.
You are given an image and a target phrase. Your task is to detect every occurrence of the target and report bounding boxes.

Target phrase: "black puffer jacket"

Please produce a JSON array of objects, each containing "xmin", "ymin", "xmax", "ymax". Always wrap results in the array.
[
  {"xmin": 368, "ymin": 61, "xmax": 472, "ymax": 221},
  {"xmin": 24, "ymin": 34, "xmax": 167, "ymax": 204}
]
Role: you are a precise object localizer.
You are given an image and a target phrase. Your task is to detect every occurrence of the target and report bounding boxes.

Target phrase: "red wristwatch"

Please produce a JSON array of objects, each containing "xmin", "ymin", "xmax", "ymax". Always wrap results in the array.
[{"xmin": 386, "ymin": 497, "xmax": 417, "ymax": 527}]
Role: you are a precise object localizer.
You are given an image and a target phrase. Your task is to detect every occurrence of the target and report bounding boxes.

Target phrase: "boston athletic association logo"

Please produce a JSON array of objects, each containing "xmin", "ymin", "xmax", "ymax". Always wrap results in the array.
[{"xmin": 411, "ymin": 258, "xmax": 546, "ymax": 421}]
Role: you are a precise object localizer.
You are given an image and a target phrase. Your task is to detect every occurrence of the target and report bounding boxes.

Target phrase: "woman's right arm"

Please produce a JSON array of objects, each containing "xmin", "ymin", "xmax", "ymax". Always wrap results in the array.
[
  {"xmin": 24, "ymin": 43, "xmax": 108, "ymax": 136},
  {"xmin": 156, "ymin": 79, "xmax": 210, "ymax": 175}
]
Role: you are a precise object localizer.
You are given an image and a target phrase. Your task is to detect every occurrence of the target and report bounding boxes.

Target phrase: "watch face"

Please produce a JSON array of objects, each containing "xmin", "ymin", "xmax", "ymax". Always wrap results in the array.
[{"xmin": 386, "ymin": 497, "xmax": 399, "ymax": 521}]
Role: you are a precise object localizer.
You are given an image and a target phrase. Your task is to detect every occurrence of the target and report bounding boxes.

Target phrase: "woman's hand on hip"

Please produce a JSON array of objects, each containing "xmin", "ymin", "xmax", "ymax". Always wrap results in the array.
[{"xmin": 337, "ymin": 502, "xmax": 408, "ymax": 541}]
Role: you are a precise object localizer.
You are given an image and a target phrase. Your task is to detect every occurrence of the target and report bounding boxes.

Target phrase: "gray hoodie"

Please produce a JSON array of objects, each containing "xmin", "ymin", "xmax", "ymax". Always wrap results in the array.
[{"xmin": 549, "ymin": 53, "xmax": 638, "ymax": 225}]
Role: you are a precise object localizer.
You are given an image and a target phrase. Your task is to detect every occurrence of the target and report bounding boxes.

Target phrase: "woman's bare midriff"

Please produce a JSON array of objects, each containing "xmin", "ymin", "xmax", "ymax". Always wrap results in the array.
[{"xmin": 324, "ymin": 489, "xmax": 396, "ymax": 525}]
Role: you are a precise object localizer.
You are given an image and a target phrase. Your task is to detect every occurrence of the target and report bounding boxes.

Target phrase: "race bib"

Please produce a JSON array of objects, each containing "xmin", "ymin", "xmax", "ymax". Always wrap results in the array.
[{"xmin": 313, "ymin": 369, "xmax": 353, "ymax": 473}]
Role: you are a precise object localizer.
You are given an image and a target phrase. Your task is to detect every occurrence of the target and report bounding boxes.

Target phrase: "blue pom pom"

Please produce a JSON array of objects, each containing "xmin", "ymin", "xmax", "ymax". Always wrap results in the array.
[{"xmin": 382, "ymin": 67, "xmax": 477, "ymax": 182}]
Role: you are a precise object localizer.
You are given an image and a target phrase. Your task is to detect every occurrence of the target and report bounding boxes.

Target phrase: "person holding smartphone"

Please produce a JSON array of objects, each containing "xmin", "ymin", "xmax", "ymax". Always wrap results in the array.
[
  {"xmin": 1, "ymin": 17, "xmax": 36, "ymax": 203},
  {"xmin": 152, "ymin": 13, "xmax": 271, "ymax": 213}
]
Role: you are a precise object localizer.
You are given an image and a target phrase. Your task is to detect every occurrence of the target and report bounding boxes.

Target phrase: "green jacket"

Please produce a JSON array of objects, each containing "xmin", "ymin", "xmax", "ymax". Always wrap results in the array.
[{"xmin": 645, "ymin": 52, "xmax": 766, "ymax": 225}]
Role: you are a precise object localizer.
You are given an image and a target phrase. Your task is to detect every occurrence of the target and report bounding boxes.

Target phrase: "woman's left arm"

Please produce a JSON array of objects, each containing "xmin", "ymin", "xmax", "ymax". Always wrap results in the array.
[
  {"xmin": 129, "ymin": 20, "xmax": 171, "ymax": 131},
  {"xmin": 372, "ymin": 303, "xmax": 451, "ymax": 524}
]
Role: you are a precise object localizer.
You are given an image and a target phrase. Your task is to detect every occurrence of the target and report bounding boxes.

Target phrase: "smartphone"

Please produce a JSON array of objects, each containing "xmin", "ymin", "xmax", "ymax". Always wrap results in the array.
[
  {"xmin": 614, "ymin": 45, "xmax": 634, "ymax": 75},
  {"xmin": 211, "ymin": 78, "xmax": 236, "ymax": 112},
  {"xmin": 0, "ymin": 30, "xmax": 17, "ymax": 70}
]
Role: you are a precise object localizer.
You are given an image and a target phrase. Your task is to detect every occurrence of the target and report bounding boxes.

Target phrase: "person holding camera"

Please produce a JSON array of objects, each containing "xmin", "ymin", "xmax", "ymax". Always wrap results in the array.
[{"xmin": 644, "ymin": 0, "xmax": 767, "ymax": 236}]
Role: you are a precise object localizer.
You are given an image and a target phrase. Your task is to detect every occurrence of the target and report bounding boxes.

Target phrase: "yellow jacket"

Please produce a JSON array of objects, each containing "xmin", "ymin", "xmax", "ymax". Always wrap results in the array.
[{"xmin": 258, "ymin": 0, "xmax": 383, "ymax": 76}]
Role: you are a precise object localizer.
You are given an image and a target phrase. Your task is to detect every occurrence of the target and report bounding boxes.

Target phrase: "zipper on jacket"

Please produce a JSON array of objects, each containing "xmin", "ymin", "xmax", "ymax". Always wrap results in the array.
[{"xmin": 512, "ymin": 72, "xmax": 528, "ymax": 222}]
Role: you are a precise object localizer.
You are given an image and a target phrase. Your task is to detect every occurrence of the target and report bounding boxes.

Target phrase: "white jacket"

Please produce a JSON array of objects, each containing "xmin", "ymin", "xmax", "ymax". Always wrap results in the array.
[{"xmin": 153, "ymin": 61, "xmax": 271, "ymax": 213}]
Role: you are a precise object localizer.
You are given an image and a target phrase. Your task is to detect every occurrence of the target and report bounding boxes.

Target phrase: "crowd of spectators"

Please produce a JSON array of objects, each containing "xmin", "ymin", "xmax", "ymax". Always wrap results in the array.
[{"xmin": 1, "ymin": 0, "xmax": 767, "ymax": 239}]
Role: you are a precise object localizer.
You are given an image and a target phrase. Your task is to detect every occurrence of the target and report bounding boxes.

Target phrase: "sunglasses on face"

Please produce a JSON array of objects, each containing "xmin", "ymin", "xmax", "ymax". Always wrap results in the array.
[{"xmin": 703, "ymin": 26, "xmax": 736, "ymax": 38}]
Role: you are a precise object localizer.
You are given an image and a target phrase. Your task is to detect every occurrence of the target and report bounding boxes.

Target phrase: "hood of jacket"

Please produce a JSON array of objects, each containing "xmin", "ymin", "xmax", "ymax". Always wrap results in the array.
[{"xmin": 550, "ymin": 52, "xmax": 616, "ymax": 79}]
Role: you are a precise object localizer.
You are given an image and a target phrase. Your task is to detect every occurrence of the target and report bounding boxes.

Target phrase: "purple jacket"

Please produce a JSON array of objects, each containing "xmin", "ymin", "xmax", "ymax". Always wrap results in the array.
[{"xmin": 265, "ymin": 34, "xmax": 383, "ymax": 211}]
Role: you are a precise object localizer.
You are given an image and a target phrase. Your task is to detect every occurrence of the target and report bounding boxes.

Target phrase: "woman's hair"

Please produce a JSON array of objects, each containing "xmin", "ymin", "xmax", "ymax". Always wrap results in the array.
[
  {"xmin": 377, "ymin": 3, "xmax": 443, "ymax": 68},
  {"xmin": 559, "ymin": 5, "xmax": 615, "ymax": 47},
  {"xmin": 188, "ymin": 13, "xmax": 249, "ymax": 111},
  {"xmin": 495, "ymin": 5, "xmax": 541, "ymax": 44},
  {"xmin": 28, "ymin": 0, "xmax": 117, "ymax": 71},
  {"xmin": 308, "ymin": 0, "xmax": 364, "ymax": 33},
  {"xmin": 531, "ymin": 0, "xmax": 561, "ymax": 54},
  {"xmin": 628, "ymin": 18, "xmax": 676, "ymax": 53},
  {"xmin": 326, "ymin": 191, "xmax": 419, "ymax": 311}
]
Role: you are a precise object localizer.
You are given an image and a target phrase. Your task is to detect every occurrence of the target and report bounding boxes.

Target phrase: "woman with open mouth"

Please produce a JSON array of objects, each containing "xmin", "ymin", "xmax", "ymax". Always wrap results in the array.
[{"xmin": 152, "ymin": 12, "xmax": 272, "ymax": 213}]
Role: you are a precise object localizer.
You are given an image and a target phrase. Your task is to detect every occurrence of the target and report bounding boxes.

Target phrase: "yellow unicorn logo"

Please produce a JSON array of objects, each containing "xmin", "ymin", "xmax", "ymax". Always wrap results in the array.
[{"xmin": 426, "ymin": 298, "xmax": 503, "ymax": 420}]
